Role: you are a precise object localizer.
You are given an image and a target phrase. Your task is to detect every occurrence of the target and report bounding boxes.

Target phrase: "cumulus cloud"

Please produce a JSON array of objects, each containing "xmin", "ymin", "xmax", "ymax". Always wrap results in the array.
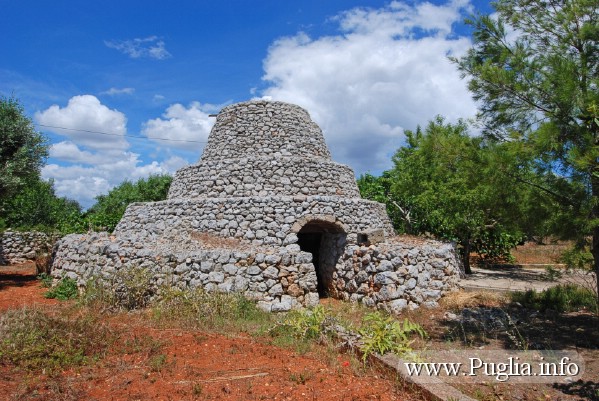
[
  {"xmin": 261, "ymin": 0, "xmax": 477, "ymax": 173},
  {"xmin": 37, "ymin": 95, "xmax": 191, "ymax": 208},
  {"xmin": 142, "ymin": 102, "xmax": 218, "ymax": 152},
  {"xmin": 42, "ymin": 149, "xmax": 188, "ymax": 208},
  {"xmin": 105, "ymin": 36, "xmax": 171, "ymax": 60},
  {"xmin": 101, "ymin": 87, "xmax": 135, "ymax": 96},
  {"xmin": 35, "ymin": 95, "xmax": 129, "ymax": 151}
]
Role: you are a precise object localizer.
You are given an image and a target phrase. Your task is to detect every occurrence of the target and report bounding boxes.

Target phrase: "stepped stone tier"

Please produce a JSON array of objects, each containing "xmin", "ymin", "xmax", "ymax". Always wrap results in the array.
[{"xmin": 51, "ymin": 100, "xmax": 460, "ymax": 312}]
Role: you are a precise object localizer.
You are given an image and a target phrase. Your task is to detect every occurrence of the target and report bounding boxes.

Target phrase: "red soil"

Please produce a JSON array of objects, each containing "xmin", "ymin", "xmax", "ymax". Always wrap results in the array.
[{"xmin": 0, "ymin": 263, "xmax": 417, "ymax": 401}]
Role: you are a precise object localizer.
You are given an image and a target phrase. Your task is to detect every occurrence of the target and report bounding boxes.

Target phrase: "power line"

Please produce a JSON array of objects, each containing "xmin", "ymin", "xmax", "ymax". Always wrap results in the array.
[{"xmin": 36, "ymin": 124, "xmax": 209, "ymax": 144}]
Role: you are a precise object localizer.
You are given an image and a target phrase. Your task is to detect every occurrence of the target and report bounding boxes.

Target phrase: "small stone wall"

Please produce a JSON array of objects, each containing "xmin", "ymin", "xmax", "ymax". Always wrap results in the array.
[
  {"xmin": 0, "ymin": 231, "xmax": 52, "ymax": 264},
  {"xmin": 114, "ymin": 196, "xmax": 394, "ymax": 246},
  {"xmin": 51, "ymin": 232, "xmax": 459, "ymax": 313},
  {"xmin": 168, "ymin": 157, "xmax": 360, "ymax": 199}
]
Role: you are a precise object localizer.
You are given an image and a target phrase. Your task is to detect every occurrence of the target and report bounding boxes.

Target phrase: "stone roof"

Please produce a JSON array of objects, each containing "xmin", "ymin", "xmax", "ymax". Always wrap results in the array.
[{"xmin": 167, "ymin": 101, "xmax": 361, "ymax": 199}]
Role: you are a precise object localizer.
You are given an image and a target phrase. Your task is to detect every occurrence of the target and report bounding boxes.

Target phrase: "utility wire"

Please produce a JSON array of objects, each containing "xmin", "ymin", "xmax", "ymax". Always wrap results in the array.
[{"xmin": 36, "ymin": 124, "xmax": 209, "ymax": 143}]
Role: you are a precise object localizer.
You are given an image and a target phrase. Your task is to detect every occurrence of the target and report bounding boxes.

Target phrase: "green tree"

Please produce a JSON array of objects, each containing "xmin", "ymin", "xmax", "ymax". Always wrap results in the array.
[
  {"xmin": 1, "ymin": 178, "xmax": 84, "ymax": 234},
  {"xmin": 85, "ymin": 174, "xmax": 172, "ymax": 232},
  {"xmin": 453, "ymin": 0, "xmax": 599, "ymax": 293},
  {"xmin": 392, "ymin": 118, "xmax": 535, "ymax": 273},
  {"xmin": 0, "ymin": 96, "xmax": 48, "ymax": 200}
]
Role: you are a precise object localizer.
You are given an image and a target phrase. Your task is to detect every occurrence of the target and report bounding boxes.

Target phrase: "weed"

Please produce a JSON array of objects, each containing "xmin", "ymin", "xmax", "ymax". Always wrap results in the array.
[
  {"xmin": 45, "ymin": 277, "xmax": 78, "ymax": 300},
  {"xmin": 148, "ymin": 354, "xmax": 168, "ymax": 372},
  {"xmin": 279, "ymin": 305, "xmax": 328, "ymax": 340},
  {"xmin": 192, "ymin": 383, "xmax": 203, "ymax": 396},
  {"xmin": 121, "ymin": 334, "xmax": 165, "ymax": 356},
  {"xmin": 152, "ymin": 287, "xmax": 273, "ymax": 332},
  {"xmin": 511, "ymin": 284, "xmax": 598, "ymax": 313},
  {"xmin": 37, "ymin": 272, "xmax": 53, "ymax": 288},
  {"xmin": 80, "ymin": 267, "xmax": 155, "ymax": 311},
  {"xmin": 268, "ymin": 306, "xmax": 332, "ymax": 354},
  {"xmin": 0, "ymin": 307, "xmax": 112, "ymax": 373},
  {"xmin": 358, "ymin": 311, "xmax": 426, "ymax": 361},
  {"xmin": 289, "ymin": 369, "xmax": 313, "ymax": 385}
]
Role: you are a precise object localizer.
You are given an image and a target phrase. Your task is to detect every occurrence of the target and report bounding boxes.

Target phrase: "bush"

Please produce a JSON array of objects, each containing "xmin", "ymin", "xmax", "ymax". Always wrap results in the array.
[
  {"xmin": 511, "ymin": 284, "xmax": 598, "ymax": 313},
  {"xmin": 358, "ymin": 312, "xmax": 426, "ymax": 361},
  {"xmin": 80, "ymin": 267, "xmax": 155, "ymax": 311},
  {"xmin": 45, "ymin": 277, "xmax": 78, "ymax": 300}
]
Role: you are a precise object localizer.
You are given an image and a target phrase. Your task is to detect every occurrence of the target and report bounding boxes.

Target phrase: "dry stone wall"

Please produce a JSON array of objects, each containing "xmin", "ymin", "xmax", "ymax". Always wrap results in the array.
[
  {"xmin": 0, "ymin": 231, "xmax": 52, "ymax": 264},
  {"xmin": 114, "ymin": 195, "xmax": 394, "ymax": 246},
  {"xmin": 51, "ymin": 232, "xmax": 459, "ymax": 312},
  {"xmin": 168, "ymin": 157, "xmax": 361, "ymax": 199}
]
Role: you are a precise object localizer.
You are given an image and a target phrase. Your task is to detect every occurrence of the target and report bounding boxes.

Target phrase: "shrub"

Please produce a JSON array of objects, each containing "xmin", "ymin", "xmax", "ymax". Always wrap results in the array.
[
  {"xmin": 45, "ymin": 277, "xmax": 78, "ymax": 300},
  {"xmin": 80, "ymin": 267, "xmax": 155, "ymax": 311},
  {"xmin": 511, "ymin": 284, "xmax": 598, "ymax": 314},
  {"xmin": 358, "ymin": 312, "xmax": 426, "ymax": 361}
]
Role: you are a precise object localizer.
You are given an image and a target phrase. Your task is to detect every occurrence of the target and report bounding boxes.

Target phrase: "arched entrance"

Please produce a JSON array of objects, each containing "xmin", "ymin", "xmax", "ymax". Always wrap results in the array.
[{"xmin": 296, "ymin": 219, "xmax": 347, "ymax": 298}]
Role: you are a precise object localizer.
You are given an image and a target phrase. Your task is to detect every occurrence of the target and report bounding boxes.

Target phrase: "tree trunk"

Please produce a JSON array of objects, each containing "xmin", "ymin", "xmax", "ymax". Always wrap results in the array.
[
  {"xmin": 591, "ymin": 173, "xmax": 599, "ymax": 307},
  {"xmin": 461, "ymin": 237, "xmax": 472, "ymax": 275}
]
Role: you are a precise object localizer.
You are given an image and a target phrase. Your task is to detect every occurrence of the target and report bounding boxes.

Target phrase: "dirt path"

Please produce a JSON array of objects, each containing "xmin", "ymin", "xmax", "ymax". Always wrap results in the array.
[{"xmin": 0, "ymin": 264, "xmax": 417, "ymax": 401}]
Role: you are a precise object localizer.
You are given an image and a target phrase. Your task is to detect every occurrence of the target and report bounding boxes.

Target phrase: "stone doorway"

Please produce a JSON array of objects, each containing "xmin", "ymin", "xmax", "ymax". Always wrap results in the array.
[{"xmin": 297, "ymin": 220, "xmax": 346, "ymax": 298}]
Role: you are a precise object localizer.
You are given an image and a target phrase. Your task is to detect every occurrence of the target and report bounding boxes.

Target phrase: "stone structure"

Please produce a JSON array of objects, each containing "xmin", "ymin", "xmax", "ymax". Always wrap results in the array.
[
  {"xmin": 0, "ymin": 231, "xmax": 52, "ymax": 265},
  {"xmin": 51, "ymin": 101, "xmax": 460, "ymax": 312}
]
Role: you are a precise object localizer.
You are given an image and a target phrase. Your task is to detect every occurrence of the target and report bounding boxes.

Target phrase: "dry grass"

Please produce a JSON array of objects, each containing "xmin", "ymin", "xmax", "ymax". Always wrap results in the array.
[
  {"xmin": 439, "ymin": 290, "xmax": 508, "ymax": 310},
  {"xmin": 510, "ymin": 241, "xmax": 572, "ymax": 265}
]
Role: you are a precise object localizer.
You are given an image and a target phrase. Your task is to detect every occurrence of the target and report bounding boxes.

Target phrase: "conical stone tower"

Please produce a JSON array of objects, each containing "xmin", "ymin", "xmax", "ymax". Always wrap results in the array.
[{"xmin": 52, "ymin": 100, "xmax": 460, "ymax": 312}]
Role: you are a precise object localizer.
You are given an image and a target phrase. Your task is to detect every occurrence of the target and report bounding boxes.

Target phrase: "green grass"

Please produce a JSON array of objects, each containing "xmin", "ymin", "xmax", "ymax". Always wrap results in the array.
[
  {"xmin": 511, "ymin": 284, "xmax": 598, "ymax": 313},
  {"xmin": 0, "ymin": 307, "xmax": 113, "ymax": 373}
]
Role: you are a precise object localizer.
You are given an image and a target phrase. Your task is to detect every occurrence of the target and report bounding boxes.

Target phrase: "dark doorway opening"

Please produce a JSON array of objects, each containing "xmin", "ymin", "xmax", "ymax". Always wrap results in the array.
[{"xmin": 297, "ymin": 220, "xmax": 346, "ymax": 298}]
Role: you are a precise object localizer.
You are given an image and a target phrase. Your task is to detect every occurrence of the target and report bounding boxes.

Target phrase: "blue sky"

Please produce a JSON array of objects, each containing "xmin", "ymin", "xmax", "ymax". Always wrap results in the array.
[{"xmin": 1, "ymin": 0, "xmax": 493, "ymax": 208}]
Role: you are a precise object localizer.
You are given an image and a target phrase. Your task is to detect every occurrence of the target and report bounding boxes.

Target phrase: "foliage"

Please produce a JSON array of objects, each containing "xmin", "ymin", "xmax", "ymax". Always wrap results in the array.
[
  {"xmin": 511, "ymin": 285, "xmax": 598, "ymax": 314},
  {"xmin": 561, "ymin": 242, "xmax": 594, "ymax": 271},
  {"xmin": 365, "ymin": 117, "xmax": 541, "ymax": 272},
  {"xmin": 37, "ymin": 272, "xmax": 53, "ymax": 288},
  {"xmin": 85, "ymin": 174, "xmax": 172, "ymax": 232},
  {"xmin": 0, "ymin": 307, "xmax": 112, "ymax": 372},
  {"xmin": 360, "ymin": 116, "xmax": 587, "ymax": 272},
  {"xmin": 0, "ymin": 177, "xmax": 84, "ymax": 234},
  {"xmin": 358, "ymin": 312, "xmax": 426, "ymax": 361},
  {"xmin": 45, "ymin": 277, "xmax": 79, "ymax": 300},
  {"xmin": 357, "ymin": 171, "xmax": 409, "ymax": 230},
  {"xmin": 453, "ymin": 0, "xmax": 599, "ymax": 295},
  {"xmin": 0, "ymin": 96, "xmax": 48, "ymax": 201},
  {"xmin": 276, "ymin": 305, "xmax": 328, "ymax": 340}
]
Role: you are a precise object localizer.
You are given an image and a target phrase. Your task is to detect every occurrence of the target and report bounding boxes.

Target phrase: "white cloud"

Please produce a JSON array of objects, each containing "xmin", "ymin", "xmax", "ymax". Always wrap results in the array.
[
  {"xmin": 35, "ymin": 95, "xmax": 129, "ymax": 151},
  {"xmin": 37, "ymin": 95, "xmax": 192, "ymax": 208},
  {"xmin": 105, "ymin": 36, "xmax": 171, "ymax": 60},
  {"xmin": 142, "ymin": 102, "xmax": 218, "ymax": 152},
  {"xmin": 101, "ymin": 87, "xmax": 135, "ymax": 96},
  {"xmin": 42, "ymin": 147, "xmax": 188, "ymax": 209},
  {"xmin": 261, "ymin": 0, "xmax": 477, "ymax": 173}
]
